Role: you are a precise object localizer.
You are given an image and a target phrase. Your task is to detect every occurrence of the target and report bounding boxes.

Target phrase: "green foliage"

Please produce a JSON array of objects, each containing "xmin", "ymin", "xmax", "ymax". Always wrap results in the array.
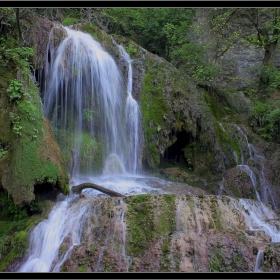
[
  {"xmin": 159, "ymin": 236, "xmax": 171, "ymax": 271},
  {"xmin": 169, "ymin": 41, "xmax": 218, "ymax": 83},
  {"xmin": 7, "ymin": 79, "xmax": 23, "ymax": 102},
  {"xmin": 0, "ymin": 190, "xmax": 54, "ymax": 271},
  {"xmin": 77, "ymin": 265, "xmax": 87, "ymax": 272},
  {"xmin": 126, "ymin": 44, "xmax": 137, "ymax": 57},
  {"xmin": 82, "ymin": 109, "xmax": 94, "ymax": 122},
  {"xmin": 0, "ymin": 192, "xmax": 28, "ymax": 221},
  {"xmin": 62, "ymin": 17, "xmax": 80, "ymax": 26},
  {"xmin": 250, "ymin": 101, "xmax": 280, "ymax": 142},
  {"xmin": 103, "ymin": 8, "xmax": 194, "ymax": 58},
  {"xmin": 209, "ymin": 9, "xmax": 245, "ymax": 58},
  {"xmin": 0, "ymin": 148, "xmax": 7, "ymax": 158},
  {"xmin": 6, "ymin": 77, "xmax": 69, "ymax": 203},
  {"xmin": 9, "ymin": 112, "xmax": 22, "ymax": 137},
  {"xmin": 259, "ymin": 64, "xmax": 280, "ymax": 92},
  {"xmin": 4, "ymin": 47, "xmax": 34, "ymax": 76}
]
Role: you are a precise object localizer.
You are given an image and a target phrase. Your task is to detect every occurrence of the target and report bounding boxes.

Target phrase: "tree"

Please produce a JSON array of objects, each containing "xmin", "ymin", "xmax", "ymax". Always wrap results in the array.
[{"xmin": 208, "ymin": 8, "xmax": 280, "ymax": 94}]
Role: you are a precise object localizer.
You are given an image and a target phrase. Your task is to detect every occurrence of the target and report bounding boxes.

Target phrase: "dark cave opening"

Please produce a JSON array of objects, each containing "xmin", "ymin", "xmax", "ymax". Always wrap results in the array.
[
  {"xmin": 34, "ymin": 182, "xmax": 60, "ymax": 203},
  {"xmin": 161, "ymin": 129, "xmax": 194, "ymax": 167}
]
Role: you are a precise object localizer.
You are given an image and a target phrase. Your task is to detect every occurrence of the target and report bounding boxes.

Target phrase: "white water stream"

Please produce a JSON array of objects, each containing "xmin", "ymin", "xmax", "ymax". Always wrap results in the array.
[{"xmin": 118, "ymin": 45, "xmax": 141, "ymax": 174}]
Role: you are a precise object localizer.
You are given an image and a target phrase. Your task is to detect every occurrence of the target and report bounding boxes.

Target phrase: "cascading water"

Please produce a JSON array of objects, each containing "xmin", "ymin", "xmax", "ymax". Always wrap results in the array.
[
  {"xmin": 254, "ymin": 249, "xmax": 264, "ymax": 272},
  {"xmin": 43, "ymin": 26, "xmax": 127, "ymax": 175},
  {"xmin": 17, "ymin": 25, "xmax": 151, "ymax": 272},
  {"xmin": 234, "ymin": 125, "xmax": 277, "ymax": 209},
  {"xmin": 18, "ymin": 194, "xmax": 91, "ymax": 272},
  {"xmin": 118, "ymin": 45, "xmax": 141, "ymax": 174},
  {"xmin": 17, "ymin": 24, "xmax": 280, "ymax": 272}
]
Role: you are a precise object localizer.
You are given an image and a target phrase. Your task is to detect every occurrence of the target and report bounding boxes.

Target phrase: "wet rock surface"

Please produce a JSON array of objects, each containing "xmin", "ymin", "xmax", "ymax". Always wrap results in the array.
[{"xmin": 56, "ymin": 194, "xmax": 280, "ymax": 272}]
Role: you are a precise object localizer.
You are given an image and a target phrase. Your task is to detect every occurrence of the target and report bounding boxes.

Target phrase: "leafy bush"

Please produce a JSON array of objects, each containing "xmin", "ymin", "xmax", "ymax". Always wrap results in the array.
[
  {"xmin": 0, "ymin": 148, "xmax": 7, "ymax": 158},
  {"xmin": 127, "ymin": 44, "xmax": 137, "ymax": 57},
  {"xmin": 62, "ymin": 17, "xmax": 80, "ymax": 26},
  {"xmin": 5, "ymin": 47, "xmax": 34, "ymax": 75},
  {"xmin": 250, "ymin": 101, "xmax": 280, "ymax": 142},
  {"xmin": 7, "ymin": 79, "xmax": 23, "ymax": 101},
  {"xmin": 82, "ymin": 109, "xmax": 94, "ymax": 121}
]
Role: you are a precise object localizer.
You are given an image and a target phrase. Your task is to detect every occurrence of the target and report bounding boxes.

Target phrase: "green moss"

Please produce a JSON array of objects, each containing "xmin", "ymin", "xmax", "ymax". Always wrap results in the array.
[
  {"xmin": 204, "ymin": 92, "xmax": 226, "ymax": 120},
  {"xmin": 62, "ymin": 18, "xmax": 80, "ymax": 26},
  {"xmin": 104, "ymin": 260, "xmax": 113, "ymax": 272},
  {"xmin": 210, "ymin": 198, "xmax": 222, "ymax": 230},
  {"xmin": 126, "ymin": 44, "xmax": 139, "ymax": 58},
  {"xmin": 159, "ymin": 236, "xmax": 172, "ymax": 272},
  {"xmin": 140, "ymin": 72, "xmax": 168, "ymax": 168},
  {"xmin": 230, "ymin": 138, "xmax": 242, "ymax": 165},
  {"xmin": 229, "ymin": 185, "xmax": 242, "ymax": 198},
  {"xmin": 79, "ymin": 23, "xmax": 111, "ymax": 47},
  {"xmin": 209, "ymin": 243, "xmax": 248, "ymax": 272},
  {"xmin": 126, "ymin": 194, "xmax": 175, "ymax": 257},
  {"xmin": 1, "ymin": 74, "xmax": 70, "ymax": 204},
  {"xmin": 77, "ymin": 265, "xmax": 87, "ymax": 272},
  {"xmin": 54, "ymin": 130, "xmax": 103, "ymax": 174}
]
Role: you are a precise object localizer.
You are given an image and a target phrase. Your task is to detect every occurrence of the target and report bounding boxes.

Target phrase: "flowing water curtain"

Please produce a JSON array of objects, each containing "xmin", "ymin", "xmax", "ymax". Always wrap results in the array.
[
  {"xmin": 118, "ymin": 45, "xmax": 142, "ymax": 174},
  {"xmin": 42, "ymin": 27, "xmax": 127, "ymax": 175}
]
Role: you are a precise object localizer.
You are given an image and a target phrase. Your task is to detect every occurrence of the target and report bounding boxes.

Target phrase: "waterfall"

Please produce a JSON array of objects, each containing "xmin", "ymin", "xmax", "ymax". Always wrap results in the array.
[
  {"xmin": 18, "ymin": 26, "xmax": 148, "ymax": 272},
  {"xmin": 42, "ymin": 26, "xmax": 128, "ymax": 175},
  {"xmin": 18, "ymin": 195, "xmax": 92, "ymax": 272},
  {"xmin": 237, "ymin": 164, "xmax": 261, "ymax": 202},
  {"xmin": 118, "ymin": 45, "xmax": 141, "ymax": 174},
  {"xmin": 218, "ymin": 177, "xmax": 224, "ymax": 196},
  {"xmin": 254, "ymin": 249, "xmax": 264, "ymax": 272},
  {"xmin": 234, "ymin": 125, "xmax": 277, "ymax": 209}
]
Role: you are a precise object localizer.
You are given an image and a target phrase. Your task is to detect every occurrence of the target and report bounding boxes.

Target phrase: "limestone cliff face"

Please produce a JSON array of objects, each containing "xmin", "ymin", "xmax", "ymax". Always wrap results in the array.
[{"xmin": 55, "ymin": 194, "xmax": 279, "ymax": 272}]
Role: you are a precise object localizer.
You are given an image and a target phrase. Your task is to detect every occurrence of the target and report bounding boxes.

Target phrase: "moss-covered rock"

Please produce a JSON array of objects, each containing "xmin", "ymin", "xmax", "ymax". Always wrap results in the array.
[{"xmin": 0, "ymin": 62, "xmax": 69, "ymax": 206}]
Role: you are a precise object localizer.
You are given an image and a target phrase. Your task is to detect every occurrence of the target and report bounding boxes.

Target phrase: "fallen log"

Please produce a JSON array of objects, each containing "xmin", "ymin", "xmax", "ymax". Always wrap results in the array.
[{"xmin": 72, "ymin": 183, "xmax": 125, "ymax": 197}]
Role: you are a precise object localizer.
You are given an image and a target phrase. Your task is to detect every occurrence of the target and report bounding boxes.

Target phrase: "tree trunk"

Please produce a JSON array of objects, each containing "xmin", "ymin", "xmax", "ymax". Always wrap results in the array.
[
  {"xmin": 15, "ymin": 8, "xmax": 23, "ymax": 46},
  {"xmin": 262, "ymin": 41, "xmax": 278, "ymax": 66},
  {"xmin": 259, "ymin": 39, "xmax": 278, "ymax": 97}
]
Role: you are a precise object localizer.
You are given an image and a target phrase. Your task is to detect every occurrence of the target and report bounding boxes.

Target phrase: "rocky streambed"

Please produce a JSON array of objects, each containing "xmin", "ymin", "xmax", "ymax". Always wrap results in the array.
[{"xmin": 14, "ymin": 183, "xmax": 280, "ymax": 272}]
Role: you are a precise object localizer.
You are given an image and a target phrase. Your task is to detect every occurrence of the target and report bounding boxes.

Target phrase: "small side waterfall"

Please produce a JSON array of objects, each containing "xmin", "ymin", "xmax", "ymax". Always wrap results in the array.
[
  {"xmin": 218, "ymin": 177, "xmax": 224, "ymax": 196},
  {"xmin": 118, "ymin": 45, "xmax": 141, "ymax": 174},
  {"xmin": 237, "ymin": 164, "xmax": 261, "ymax": 202},
  {"xmin": 254, "ymin": 249, "xmax": 264, "ymax": 272},
  {"xmin": 234, "ymin": 125, "xmax": 277, "ymax": 209},
  {"xmin": 18, "ymin": 194, "xmax": 91, "ymax": 272}
]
